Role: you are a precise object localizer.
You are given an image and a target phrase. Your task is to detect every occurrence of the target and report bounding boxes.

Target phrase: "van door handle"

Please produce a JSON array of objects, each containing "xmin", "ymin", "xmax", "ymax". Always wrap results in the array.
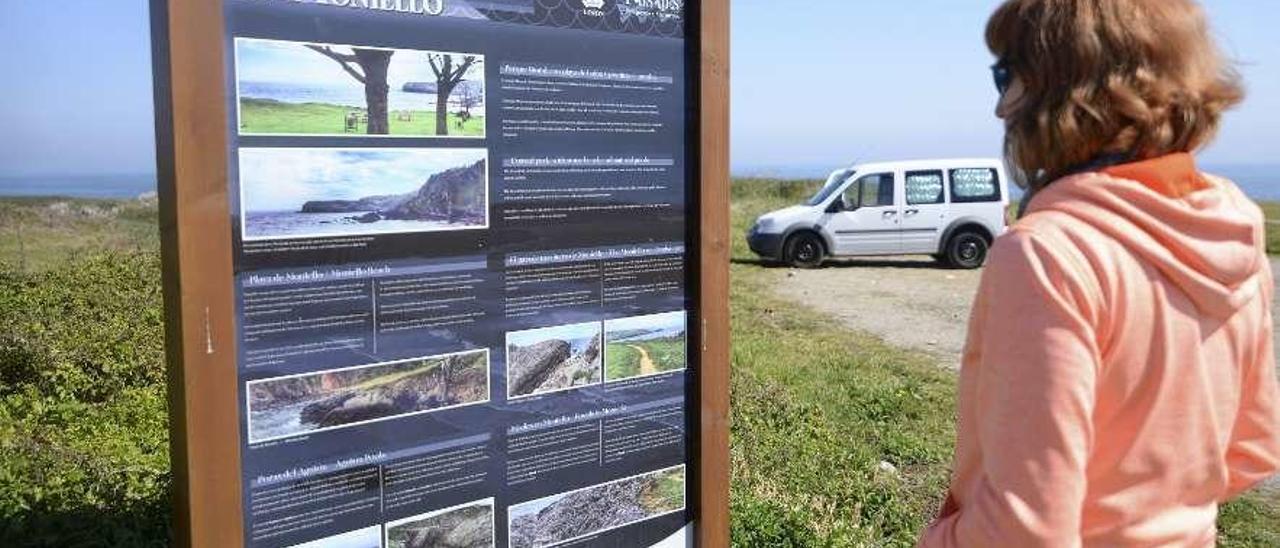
[
  {"xmin": 882, "ymin": 211, "xmax": 897, "ymax": 217},
  {"xmin": 905, "ymin": 208, "xmax": 920, "ymax": 215}
]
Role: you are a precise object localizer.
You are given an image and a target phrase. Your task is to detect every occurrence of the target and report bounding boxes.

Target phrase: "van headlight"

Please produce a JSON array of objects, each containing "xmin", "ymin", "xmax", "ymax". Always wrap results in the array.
[{"xmin": 754, "ymin": 217, "xmax": 776, "ymax": 234}]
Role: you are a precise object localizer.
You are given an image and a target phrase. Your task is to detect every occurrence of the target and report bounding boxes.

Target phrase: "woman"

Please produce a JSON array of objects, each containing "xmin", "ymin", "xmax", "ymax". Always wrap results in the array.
[{"xmin": 920, "ymin": 0, "xmax": 1280, "ymax": 546}]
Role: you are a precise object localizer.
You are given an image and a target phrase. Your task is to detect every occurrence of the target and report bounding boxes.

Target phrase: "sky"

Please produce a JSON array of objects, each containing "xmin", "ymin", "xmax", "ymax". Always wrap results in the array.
[
  {"xmin": 507, "ymin": 321, "xmax": 601, "ymax": 350},
  {"xmin": 732, "ymin": 0, "xmax": 1280, "ymax": 176},
  {"xmin": 236, "ymin": 38, "xmax": 482, "ymax": 87},
  {"xmin": 0, "ymin": 1, "xmax": 1276, "ymax": 180}
]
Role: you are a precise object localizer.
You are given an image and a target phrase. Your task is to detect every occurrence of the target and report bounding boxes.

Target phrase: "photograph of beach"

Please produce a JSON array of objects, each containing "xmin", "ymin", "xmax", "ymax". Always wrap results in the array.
[
  {"xmin": 287, "ymin": 525, "xmax": 381, "ymax": 548},
  {"xmin": 238, "ymin": 147, "xmax": 488, "ymax": 241},
  {"xmin": 384, "ymin": 499, "xmax": 495, "ymax": 548},
  {"xmin": 235, "ymin": 38, "xmax": 485, "ymax": 137}
]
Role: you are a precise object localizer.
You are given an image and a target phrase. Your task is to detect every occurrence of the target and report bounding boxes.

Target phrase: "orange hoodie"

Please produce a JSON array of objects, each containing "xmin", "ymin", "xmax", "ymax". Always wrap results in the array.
[{"xmin": 919, "ymin": 154, "xmax": 1280, "ymax": 547}]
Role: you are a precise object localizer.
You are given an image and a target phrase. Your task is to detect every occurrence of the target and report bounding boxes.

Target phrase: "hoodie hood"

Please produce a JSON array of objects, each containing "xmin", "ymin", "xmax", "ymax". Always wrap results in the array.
[{"xmin": 1025, "ymin": 153, "xmax": 1266, "ymax": 318}]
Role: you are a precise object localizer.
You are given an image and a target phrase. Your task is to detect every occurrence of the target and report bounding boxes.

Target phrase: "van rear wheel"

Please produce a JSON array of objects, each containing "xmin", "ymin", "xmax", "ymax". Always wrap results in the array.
[
  {"xmin": 783, "ymin": 232, "xmax": 825, "ymax": 269},
  {"xmin": 945, "ymin": 232, "xmax": 990, "ymax": 269}
]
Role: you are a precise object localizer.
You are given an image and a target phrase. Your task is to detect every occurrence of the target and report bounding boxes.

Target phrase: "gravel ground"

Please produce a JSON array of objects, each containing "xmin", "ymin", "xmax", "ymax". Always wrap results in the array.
[{"xmin": 773, "ymin": 255, "xmax": 1280, "ymax": 496}]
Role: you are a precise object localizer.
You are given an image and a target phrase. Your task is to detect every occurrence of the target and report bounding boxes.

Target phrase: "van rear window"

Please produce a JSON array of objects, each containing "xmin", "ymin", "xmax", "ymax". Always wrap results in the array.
[{"xmin": 950, "ymin": 168, "xmax": 1001, "ymax": 203}]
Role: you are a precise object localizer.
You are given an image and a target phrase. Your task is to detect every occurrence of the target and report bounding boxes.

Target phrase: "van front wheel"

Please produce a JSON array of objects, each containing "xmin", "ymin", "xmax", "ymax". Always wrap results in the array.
[
  {"xmin": 945, "ymin": 232, "xmax": 989, "ymax": 269},
  {"xmin": 783, "ymin": 232, "xmax": 826, "ymax": 269}
]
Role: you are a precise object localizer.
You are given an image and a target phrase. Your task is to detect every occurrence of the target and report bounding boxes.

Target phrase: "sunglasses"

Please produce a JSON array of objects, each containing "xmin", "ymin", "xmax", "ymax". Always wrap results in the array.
[{"xmin": 991, "ymin": 60, "xmax": 1013, "ymax": 96}]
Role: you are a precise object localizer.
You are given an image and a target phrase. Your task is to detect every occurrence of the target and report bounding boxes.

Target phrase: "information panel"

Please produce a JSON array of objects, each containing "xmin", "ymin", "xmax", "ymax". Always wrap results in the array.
[{"xmin": 217, "ymin": 1, "xmax": 694, "ymax": 547}]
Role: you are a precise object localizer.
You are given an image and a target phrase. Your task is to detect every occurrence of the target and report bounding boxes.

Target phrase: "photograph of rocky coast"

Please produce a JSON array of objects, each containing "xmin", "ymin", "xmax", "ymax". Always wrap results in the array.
[
  {"xmin": 247, "ymin": 349, "xmax": 489, "ymax": 443},
  {"xmin": 239, "ymin": 148, "xmax": 488, "ymax": 240},
  {"xmin": 508, "ymin": 466, "xmax": 686, "ymax": 548},
  {"xmin": 506, "ymin": 322, "xmax": 604, "ymax": 399},
  {"xmin": 385, "ymin": 499, "xmax": 495, "ymax": 548}
]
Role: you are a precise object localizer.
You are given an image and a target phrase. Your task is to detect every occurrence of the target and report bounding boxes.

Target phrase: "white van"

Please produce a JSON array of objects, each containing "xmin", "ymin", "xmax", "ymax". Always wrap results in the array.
[{"xmin": 747, "ymin": 159, "xmax": 1010, "ymax": 269}]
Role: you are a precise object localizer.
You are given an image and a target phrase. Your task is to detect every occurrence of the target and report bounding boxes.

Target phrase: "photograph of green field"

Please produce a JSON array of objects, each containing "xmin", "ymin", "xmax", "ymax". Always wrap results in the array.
[
  {"xmin": 235, "ymin": 38, "xmax": 485, "ymax": 137},
  {"xmin": 604, "ymin": 311, "xmax": 687, "ymax": 382}
]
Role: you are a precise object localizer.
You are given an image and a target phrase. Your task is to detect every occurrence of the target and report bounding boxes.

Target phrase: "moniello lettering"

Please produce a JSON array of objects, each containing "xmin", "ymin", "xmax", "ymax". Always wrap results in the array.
[{"xmin": 272, "ymin": 0, "xmax": 447, "ymax": 16}]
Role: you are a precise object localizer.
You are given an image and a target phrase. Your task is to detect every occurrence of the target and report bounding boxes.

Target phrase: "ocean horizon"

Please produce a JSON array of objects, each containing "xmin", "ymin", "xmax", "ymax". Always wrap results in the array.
[{"xmin": 0, "ymin": 174, "xmax": 156, "ymax": 199}]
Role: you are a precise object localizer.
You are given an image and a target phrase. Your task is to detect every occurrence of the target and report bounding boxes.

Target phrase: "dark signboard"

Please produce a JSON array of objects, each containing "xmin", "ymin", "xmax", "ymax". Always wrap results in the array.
[{"xmin": 152, "ymin": 0, "xmax": 729, "ymax": 546}]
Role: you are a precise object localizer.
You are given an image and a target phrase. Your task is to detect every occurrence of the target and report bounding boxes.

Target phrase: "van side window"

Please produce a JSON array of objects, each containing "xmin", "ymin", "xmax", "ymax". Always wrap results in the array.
[
  {"xmin": 846, "ymin": 173, "xmax": 894, "ymax": 209},
  {"xmin": 905, "ymin": 170, "xmax": 945, "ymax": 205},
  {"xmin": 950, "ymin": 168, "xmax": 1002, "ymax": 203}
]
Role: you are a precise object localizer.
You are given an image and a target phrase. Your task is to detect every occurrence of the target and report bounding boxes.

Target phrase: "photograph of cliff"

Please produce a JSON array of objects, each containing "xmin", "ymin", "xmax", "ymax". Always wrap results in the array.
[
  {"xmin": 247, "ymin": 349, "xmax": 489, "ymax": 443},
  {"xmin": 236, "ymin": 38, "xmax": 485, "ymax": 137},
  {"xmin": 604, "ymin": 311, "xmax": 687, "ymax": 382},
  {"xmin": 385, "ymin": 499, "xmax": 494, "ymax": 548},
  {"xmin": 239, "ymin": 148, "xmax": 488, "ymax": 240},
  {"xmin": 506, "ymin": 321, "xmax": 603, "ymax": 399},
  {"xmin": 508, "ymin": 466, "xmax": 686, "ymax": 548}
]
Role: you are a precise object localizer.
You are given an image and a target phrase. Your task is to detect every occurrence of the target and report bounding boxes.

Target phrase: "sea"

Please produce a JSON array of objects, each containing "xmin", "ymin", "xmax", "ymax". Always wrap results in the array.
[
  {"xmin": 248, "ymin": 400, "xmax": 312, "ymax": 442},
  {"xmin": 0, "ymin": 174, "xmax": 156, "ymax": 199},
  {"xmin": 246, "ymin": 210, "xmax": 475, "ymax": 239}
]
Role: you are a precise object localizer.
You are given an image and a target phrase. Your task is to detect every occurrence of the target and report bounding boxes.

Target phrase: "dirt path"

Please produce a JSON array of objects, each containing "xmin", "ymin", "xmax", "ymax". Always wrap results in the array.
[
  {"xmin": 773, "ymin": 255, "xmax": 1280, "ymax": 495},
  {"xmin": 630, "ymin": 345, "xmax": 658, "ymax": 376},
  {"xmin": 777, "ymin": 256, "xmax": 1280, "ymax": 375},
  {"xmin": 775, "ymin": 256, "xmax": 982, "ymax": 370}
]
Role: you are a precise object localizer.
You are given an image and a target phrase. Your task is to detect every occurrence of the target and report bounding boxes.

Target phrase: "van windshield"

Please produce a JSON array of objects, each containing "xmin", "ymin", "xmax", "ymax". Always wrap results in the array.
[{"xmin": 806, "ymin": 169, "xmax": 857, "ymax": 206}]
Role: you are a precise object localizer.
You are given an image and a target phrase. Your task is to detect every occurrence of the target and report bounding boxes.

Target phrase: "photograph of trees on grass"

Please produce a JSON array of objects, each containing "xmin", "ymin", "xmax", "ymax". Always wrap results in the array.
[
  {"xmin": 246, "ymin": 349, "xmax": 489, "ymax": 443},
  {"xmin": 239, "ymin": 148, "xmax": 488, "ymax": 240},
  {"xmin": 604, "ymin": 311, "xmax": 687, "ymax": 382},
  {"xmin": 236, "ymin": 38, "xmax": 485, "ymax": 137},
  {"xmin": 506, "ymin": 321, "xmax": 603, "ymax": 399},
  {"xmin": 385, "ymin": 499, "xmax": 494, "ymax": 548},
  {"xmin": 508, "ymin": 466, "xmax": 685, "ymax": 548}
]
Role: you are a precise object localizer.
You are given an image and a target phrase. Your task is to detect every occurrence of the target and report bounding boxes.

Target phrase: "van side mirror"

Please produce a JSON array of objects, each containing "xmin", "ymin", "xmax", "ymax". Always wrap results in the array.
[{"xmin": 827, "ymin": 198, "xmax": 849, "ymax": 214}]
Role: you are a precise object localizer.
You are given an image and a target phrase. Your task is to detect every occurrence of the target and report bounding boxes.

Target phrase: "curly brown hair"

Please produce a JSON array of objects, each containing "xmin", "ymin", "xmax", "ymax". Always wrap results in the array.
[{"xmin": 986, "ymin": 0, "xmax": 1244, "ymax": 189}]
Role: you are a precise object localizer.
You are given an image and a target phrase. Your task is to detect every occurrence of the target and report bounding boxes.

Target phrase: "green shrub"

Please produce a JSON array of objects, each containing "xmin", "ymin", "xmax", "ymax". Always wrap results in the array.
[
  {"xmin": 0, "ymin": 252, "xmax": 170, "ymax": 546},
  {"xmin": 730, "ymin": 178, "xmax": 823, "ymax": 205}
]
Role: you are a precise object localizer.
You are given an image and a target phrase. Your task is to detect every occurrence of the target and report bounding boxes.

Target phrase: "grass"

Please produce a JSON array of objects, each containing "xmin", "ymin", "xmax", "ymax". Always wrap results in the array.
[
  {"xmin": 727, "ymin": 179, "xmax": 1280, "ymax": 546},
  {"xmin": 239, "ymin": 98, "xmax": 484, "ymax": 136},
  {"xmin": 605, "ymin": 338, "xmax": 685, "ymax": 380},
  {"xmin": 729, "ymin": 182, "xmax": 957, "ymax": 546},
  {"xmin": 640, "ymin": 468, "xmax": 687, "ymax": 513},
  {"xmin": 0, "ymin": 197, "xmax": 158, "ymax": 273},
  {"xmin": 1260, "ymin": 202, "xmax": 1280, "ymax": 255}
]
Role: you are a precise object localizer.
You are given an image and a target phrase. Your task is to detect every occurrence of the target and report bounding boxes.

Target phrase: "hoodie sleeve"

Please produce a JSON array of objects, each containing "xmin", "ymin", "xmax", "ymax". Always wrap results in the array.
[
  {"xmin": 1224, "ymin": 258, "xmax": 1280, "ymax": 500},
  {"xmin": 923, "ymin": 228, "xmax": 1101, "ymax": 548}
]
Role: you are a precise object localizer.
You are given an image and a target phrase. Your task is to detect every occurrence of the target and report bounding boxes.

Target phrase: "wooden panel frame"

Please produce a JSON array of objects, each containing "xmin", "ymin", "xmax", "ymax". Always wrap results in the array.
[
  {"xmin": 150, "ymin": 0, "xmax": 243, "ymax": 546},
  {"xmin": 152, "ymin": 1, "xmax": 731, "ymax": 546},
  {"xmin": 695, "ymin": 0, "xmax": 732, "ymax": 546}
]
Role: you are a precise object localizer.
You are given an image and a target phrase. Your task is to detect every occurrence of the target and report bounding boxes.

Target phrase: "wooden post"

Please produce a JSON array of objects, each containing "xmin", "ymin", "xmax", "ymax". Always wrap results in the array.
[
  {"xmin": 150, "ymin": 0, "xmax": 244, "ymax": 546},
  {"xmin": 697, "ymin": 0, "xmax": 732, "ymax": 546}
]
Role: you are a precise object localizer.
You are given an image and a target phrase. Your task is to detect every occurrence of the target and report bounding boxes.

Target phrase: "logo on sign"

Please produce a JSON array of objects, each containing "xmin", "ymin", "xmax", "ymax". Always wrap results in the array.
[{"xmin": 581, "ymin": 0, "xmax": 607, "ymax": 17}]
